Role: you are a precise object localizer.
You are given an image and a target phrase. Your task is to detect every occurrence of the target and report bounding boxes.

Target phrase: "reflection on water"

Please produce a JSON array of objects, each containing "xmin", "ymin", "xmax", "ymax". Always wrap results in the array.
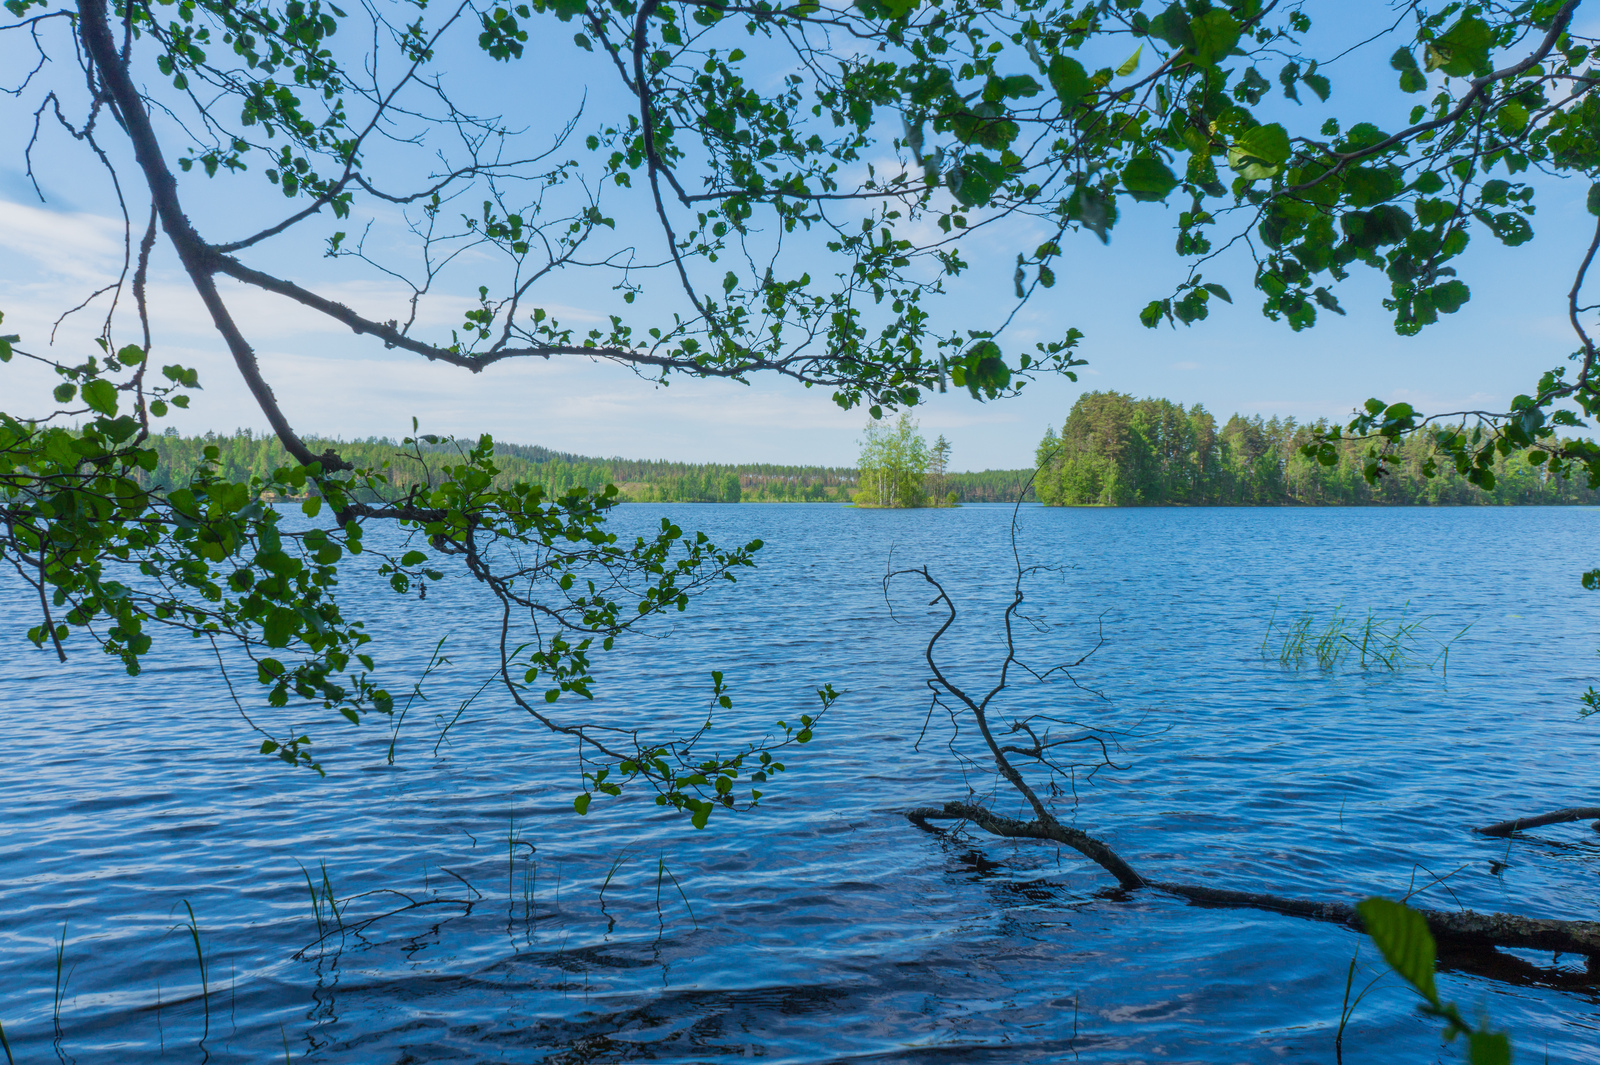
[{"xmin": 2, "ymin": 504, "xmax": 1598, "ymax": 1062}]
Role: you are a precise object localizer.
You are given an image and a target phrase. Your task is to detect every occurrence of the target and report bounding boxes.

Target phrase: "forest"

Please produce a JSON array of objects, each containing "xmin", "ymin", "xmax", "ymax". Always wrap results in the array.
[
  {"xmin": 135, "ymin": 429, "xmax": 1037, "ymax": 504},
  {"xmin": 1035, "ymin": 392, "xmax": 1600, "ymax": 506}
]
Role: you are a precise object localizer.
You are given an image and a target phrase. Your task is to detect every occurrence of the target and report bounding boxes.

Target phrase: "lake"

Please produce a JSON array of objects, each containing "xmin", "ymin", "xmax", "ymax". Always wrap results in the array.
[{"xmin": 2, "ymin": 503, "xmax": 1597, "ymax": 1063}]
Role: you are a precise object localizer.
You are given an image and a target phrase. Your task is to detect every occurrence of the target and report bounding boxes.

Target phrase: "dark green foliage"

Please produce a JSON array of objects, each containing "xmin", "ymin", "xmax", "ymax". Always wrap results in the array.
[
  {"xmin": 1036, "ymin": 392, "xmax": 1600, "ymax": 507},
  {"xmin": 1357, "ymin": 898, "xmax": 1511, "ymax": 1065}
]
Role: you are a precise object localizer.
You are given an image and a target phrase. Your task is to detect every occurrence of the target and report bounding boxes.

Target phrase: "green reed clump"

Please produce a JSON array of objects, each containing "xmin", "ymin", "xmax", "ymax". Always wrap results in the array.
[{"xmin": 1262, "ymin": 598, "xmax": 1471, "ymax": 674}]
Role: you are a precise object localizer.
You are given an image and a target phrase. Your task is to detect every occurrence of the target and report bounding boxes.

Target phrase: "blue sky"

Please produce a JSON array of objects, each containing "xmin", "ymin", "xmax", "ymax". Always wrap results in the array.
[{"xmin": 1, "ymin": 2, "xmax": 1594, "ymax": 471}]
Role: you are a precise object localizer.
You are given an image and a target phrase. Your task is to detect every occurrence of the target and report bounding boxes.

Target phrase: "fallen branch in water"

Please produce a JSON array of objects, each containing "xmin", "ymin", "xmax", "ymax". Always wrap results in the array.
[
  {"xmin": 1475, "ymin": 807, "xmax": 1600, "ymax": 837},
  {"xmin": 888, "ymin": 547, "xmax": 1600, "ymax": 970},
  {"xmin": 905, "ymin": 806, "xmax": 1600, "ymax": 958},
  {"xmin": 906, "ymin": 801, "xmax": 1144, "ymax": 889}
]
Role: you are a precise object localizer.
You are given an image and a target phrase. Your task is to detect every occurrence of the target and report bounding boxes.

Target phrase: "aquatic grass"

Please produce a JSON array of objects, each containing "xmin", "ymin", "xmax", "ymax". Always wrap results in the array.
[
  {"xmin": 507, "ymin": 803, "xmax": 536, "ymax": 931},
  {"xmin": 432, "ymin": 672, "xmax": 496, "ymax": 756},
  {"xmin": 655, "ymin": 852, "xmax": 697, "ymax": 930},
  {"xmin": 320, "ymin": 861, "xmax": 345, "ymax": 934},
  {"xmin": 179, "ymin": 900, "xmax": 210, "ymax": 1045},
  {"xmin": 1264, "ymin": 600, "xmax": 1470, "ymax": 675},
  {"xmin": 297, "ymin": 859, "xmax": 349, "ymax": 955},
  {"xmin": 0, "ymin": 1013, "xmax": 13, "ymax": 1065},
  {"xmin": 596, "ymin": 848, "xmax": 633, "ymax": 932},
  {"xmin": 298, "ymin": 861, "xmax": 327, "ymax": 943},
  {"xmin": 389, "ymin": 635, "xmax": 450, "ymax": 764},
  {"xmin": 51, "ymin": 922, "xmax": 68, "ymax": 1046},
  {"xmin": 598, "ymin": 848, "xmax": 631, "ymax": 905},
  {"xmin": 1332, "ymin": 944, "xmax": 1387, "ymax": 1064}
]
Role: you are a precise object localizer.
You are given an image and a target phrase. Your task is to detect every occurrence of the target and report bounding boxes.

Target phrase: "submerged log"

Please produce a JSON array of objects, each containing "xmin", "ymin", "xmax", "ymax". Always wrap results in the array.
[
  {"xmin": 1475, "ymin": 807, "xmax": 1600, "ymax": 837},
  {"xmin": 907, "ymin": 801, "xmax": 1145, "ymax": 889},
  {"xmin": 907, "ymin": 803, "xmax": 1600, "ymax": 961},
  {"xmin": 1155, "ymin": 881, "xmax": 1600, "ymax": 958}
]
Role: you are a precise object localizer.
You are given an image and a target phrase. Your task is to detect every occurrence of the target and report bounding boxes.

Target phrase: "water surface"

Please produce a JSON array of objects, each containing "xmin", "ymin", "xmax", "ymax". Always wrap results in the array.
[{"xmin": 2, "ymin": 504, "xmax": 1597, "ymax": 1062}]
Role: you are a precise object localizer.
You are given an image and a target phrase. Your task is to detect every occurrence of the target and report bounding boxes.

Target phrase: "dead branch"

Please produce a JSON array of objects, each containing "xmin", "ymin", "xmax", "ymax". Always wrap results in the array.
[
  {"xmin": 906, "ymin": 801, "xmax": 1145, "ymax": 890},
  {"xmin": 893, "ymin": 517, "xmax": 1600, "ymax": 969},
  {"xmin": 906, "ymin": 807, "xmax": 1600, "ymax": 960},
  {"xmin": 1475, "ymin": 807, "xmax": 1600, "ymax": 838}
]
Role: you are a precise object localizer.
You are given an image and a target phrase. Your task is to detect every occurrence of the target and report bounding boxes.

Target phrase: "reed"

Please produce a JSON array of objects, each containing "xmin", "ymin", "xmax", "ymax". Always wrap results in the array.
[
  {"xmin": 298, "ymin": 861, "xmax": 326, "ymax": 942},
  {"xmin": 389, "ymin": 635, "xmax": 450, "ymax": 764},
  {"xmin": 180, "ymin": 900, "xmax": 210, "ymax": 1044},
  {"xmin": 51, "ymin": 922, "xmax": 68, "ymax": 1046},
  {"xmin": 1264, "ymin": 600, "xmax": 1470, "ymax": 674},
  {"xmin": 507, "ymin": 803, "xmax": 536, "ymax": 929},
  {"xmin": 320, "ymin": 861, "xmax": 345, "ymax": 934},
  {"xmin": 432, "ymin": 672, "xmax": 496, "ymax": 756},
  {"xmin": 655, "ymin": 852, "xmax": 697, "ymax": 930},
  {"xmin": 0, "ymin": 1014, "xmax": 13, "ymax": 1065}
]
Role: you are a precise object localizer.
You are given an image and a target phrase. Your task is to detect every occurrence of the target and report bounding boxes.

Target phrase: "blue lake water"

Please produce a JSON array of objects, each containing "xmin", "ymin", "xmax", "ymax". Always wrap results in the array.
[{"xmin": 1, "ymin": 503, "xmax": 1598, "ymax": 1063}]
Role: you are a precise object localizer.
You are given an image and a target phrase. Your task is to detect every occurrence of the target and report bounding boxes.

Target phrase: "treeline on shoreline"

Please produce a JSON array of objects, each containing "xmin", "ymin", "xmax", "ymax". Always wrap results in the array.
[
  {"xmin": 135, "ymin": 430, "xmax": 1037, "ymax": 504},
  {"xmin": 1036, "ymin": 391, "xmax": 1600, "ymax": 506}
]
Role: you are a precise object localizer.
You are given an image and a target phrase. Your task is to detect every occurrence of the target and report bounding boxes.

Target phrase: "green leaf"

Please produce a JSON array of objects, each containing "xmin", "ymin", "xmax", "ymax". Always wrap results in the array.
[
  {"xmin": 1356, "ymin": 897, "xmax": 1439, "ymax": 1006},
  {"xmin": 53, "ymin": 382, "xmax": 77, "ymax": 404},
  {"xmin": 1122, "ymin": 155, "xmax": 1179, "ymax": 202},
  {"xmin": 1426, "ymin": 15, "xmax": 1493, "ymax": 78},
  {"xmin": 1430, "ymin": 280, "xmax": 1470, "ymax": 314},
  {"xmin": 1465, "ymin": 1031, "xmax": 1511, "ymax": 1065},
  {"xmin": 1188, "ymin": 10, "xmax": 1240, "ymax": 67},
  {"xmin": 573, "ymin": 793, "xmax": 591, "ymax": 814},
  {"xmin": 1229, "ymin": 124, "xmax": 1290, "ymax": 180},
  {"xmin": 1233, "ymin": 123, "xmax": 1290, "ymax": 166},
  {"xmin": 1115, "ymin": 44, "xmax": 1142, "ymax": 77},
  {"xmin": 1344, "ymin": 167, "xmax": 1400, "ymax": 206},
  {"xmin": 1047, "ymin": 55, "xmax": 1090, "ymax": 114},
  {"xmin": 1496, "ymin": 101, "xmax": 1528, "ymax": 136},
  {"xmin": 1587, "ymin": 183, "xmax": 1600, "ymax": 217},
  {"xmin": 1146, "ymin": 4, "xmax": 1192, "ymax": 50},
  {"xmin": 82, "ymin": 378, "xmax": 118, "ymax": 416},
  {"xmin": 1410, "ymin": 171, "xmax": 1445, "ymax": 195}
]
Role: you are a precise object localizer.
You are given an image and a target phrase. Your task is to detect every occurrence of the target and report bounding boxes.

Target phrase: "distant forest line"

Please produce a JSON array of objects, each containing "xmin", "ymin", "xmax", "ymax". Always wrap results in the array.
[
  {"xmin": 137, "ymin": 430, "xmax": 1036, "ymax": 504},
  {"xmin": 125, "ymin": 409, "xmax": 1600, "ymax": 509},
  {"xmin": 1036, "ymin": 392, "xmax": 1600, "ymax": 506}
]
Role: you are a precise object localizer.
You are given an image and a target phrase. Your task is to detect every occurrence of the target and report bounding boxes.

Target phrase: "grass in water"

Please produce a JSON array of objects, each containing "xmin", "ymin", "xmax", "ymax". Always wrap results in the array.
[
  {"xmin": 655, "ymin": 852, "xmax": 697, "ymax": 930},
  {"xmin": 52, "ymin": 922, "xmax": 68, "ymax": 1046},
  {"xmin": 1263, "ymin": 597, "xmax": 1471, "ymax": 674},
  {"xmin": 180, "ymin": 900, "xmax": 210, "ymax": 1045}
]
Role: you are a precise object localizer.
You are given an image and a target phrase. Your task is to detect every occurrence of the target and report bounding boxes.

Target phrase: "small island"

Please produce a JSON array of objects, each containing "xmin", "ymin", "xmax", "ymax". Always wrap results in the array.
[{"xmin": 852, "ymin": 412, "xmax": 959, "ymax": 508}]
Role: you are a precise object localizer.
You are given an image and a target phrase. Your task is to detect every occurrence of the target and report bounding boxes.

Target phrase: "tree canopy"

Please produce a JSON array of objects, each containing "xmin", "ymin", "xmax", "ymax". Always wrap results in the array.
[
  {"xmin": 855, "ymin": 410, "xmax": 932, "ymax": 506},
  {"xmin": 1036, "ymin": 391, "xmax": 1600, "ymax": 505},
  {"xmin": 6, "ymin": 0, "xmax": 1600, "ymax": 798}
]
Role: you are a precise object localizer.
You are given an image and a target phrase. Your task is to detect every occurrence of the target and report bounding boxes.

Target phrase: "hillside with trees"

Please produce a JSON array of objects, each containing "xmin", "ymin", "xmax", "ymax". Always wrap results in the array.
[
  {"xmin": 133, "ymin": 429, "xmax": 1035, "ymax": 505},
  {"xmin": 1036, "ymin": 392, "xmax": 1600, "ymax": 507}
]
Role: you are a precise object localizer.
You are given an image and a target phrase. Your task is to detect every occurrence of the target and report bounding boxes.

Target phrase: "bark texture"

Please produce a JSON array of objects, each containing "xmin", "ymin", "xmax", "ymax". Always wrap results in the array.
[{"xmin": 1476, "ymin": 807, "xmax": 1600, "ymax": 837}]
